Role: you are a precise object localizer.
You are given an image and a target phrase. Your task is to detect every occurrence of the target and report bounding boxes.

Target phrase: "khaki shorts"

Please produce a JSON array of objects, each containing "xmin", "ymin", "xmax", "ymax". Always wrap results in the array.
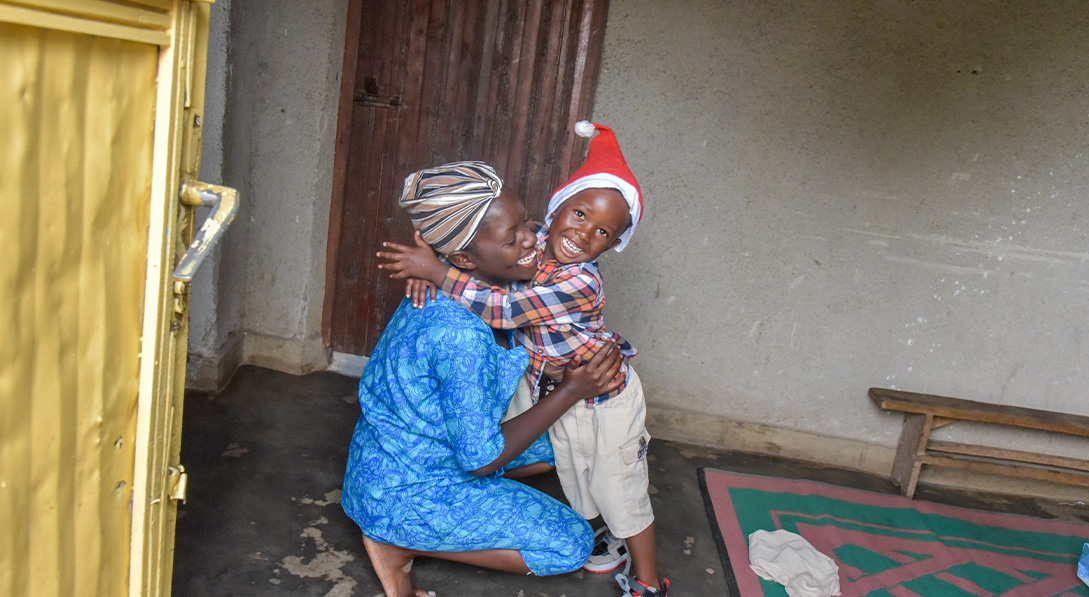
[
  {"xmin": 502, "ymin": 374, "xmax": 536, "ymax": 422},
  {"xmin": 548, "ymin": 367, "xmax": 654, "ymax": 539}
]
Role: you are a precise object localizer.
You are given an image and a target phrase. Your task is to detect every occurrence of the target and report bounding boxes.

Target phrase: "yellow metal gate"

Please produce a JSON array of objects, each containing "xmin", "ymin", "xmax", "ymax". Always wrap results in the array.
[{"xmin": 0, "ymin": 1, "xmax": 233, "ymax": 595}]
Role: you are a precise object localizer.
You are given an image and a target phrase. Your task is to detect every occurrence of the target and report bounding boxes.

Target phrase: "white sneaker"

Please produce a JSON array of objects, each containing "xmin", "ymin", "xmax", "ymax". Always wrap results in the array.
[{"xmin": 583, "ymin": 526, "xmax": 630, "ymax": 573}]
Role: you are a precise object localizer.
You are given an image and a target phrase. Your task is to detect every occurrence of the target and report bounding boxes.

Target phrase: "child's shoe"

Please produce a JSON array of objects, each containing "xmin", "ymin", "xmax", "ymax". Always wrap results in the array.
[
  {"xmin": 582, "ymin": 526, "xmax": 630, "ymax": 573},
  {"xmin": 615, "ymin": 572, "xmax": 669, "ymax": 596}
]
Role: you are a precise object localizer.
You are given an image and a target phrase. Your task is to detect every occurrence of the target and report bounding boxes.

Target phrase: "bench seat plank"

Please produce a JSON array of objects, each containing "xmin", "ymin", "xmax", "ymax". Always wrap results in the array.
[{"xmin": 869, "ymin": 387, "xmax": 1089, "ymax": 437}]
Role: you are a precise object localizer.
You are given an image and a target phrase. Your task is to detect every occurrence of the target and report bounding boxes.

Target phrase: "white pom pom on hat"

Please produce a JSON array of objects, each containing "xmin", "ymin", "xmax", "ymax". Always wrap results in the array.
[
  {"xmin": 546, "ymin": 121, "xmax": 643, "ymax": 252},
  {"xmin": 574, "ymin": 120, "xmax": 597, "ymax": 138}
]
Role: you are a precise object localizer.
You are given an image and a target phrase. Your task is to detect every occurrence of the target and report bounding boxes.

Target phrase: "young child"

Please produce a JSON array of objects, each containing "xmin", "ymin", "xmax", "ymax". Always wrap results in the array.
[{"xmin": 379, "ymin": 122, "xmax": 668, "ymax": 596}]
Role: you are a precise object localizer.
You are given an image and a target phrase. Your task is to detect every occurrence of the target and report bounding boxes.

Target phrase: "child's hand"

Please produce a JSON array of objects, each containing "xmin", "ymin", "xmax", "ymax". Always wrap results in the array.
[
  {"xmin": 405, "ymin": 278, "xmax": 437, "ymax": 309},
  {"xmin": 559, "ymin": 339, "xmax": 623, "ymax": 401},
  {"xmin": 377, "ymin": 231, "xmax": 447, "ymax": 285}
]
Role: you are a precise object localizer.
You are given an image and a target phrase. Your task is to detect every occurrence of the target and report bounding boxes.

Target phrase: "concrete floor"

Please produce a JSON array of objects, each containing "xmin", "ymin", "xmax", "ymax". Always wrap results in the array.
[{"xmin": 172, "ymin": 366, "xmax": 1089, "ymax": 597}]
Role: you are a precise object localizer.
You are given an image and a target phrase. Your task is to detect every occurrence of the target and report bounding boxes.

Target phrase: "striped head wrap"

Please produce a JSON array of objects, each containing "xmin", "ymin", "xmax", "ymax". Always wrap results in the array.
[{"xmin": 398, "ymin": 161, "xmax": 504, "ymax": 255}]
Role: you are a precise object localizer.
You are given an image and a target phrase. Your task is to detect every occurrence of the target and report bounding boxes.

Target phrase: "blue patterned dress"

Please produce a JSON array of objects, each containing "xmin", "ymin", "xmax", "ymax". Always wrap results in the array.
[{"xmin": 341, "ymin": 296, "xmax": 592, "ymax": 576}]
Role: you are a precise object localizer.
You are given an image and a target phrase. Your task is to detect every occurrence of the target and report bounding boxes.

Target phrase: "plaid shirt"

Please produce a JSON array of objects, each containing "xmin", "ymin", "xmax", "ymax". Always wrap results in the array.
[{"xmin": 439, "ymin": 227, "xmax": 636, "ymax": 406}]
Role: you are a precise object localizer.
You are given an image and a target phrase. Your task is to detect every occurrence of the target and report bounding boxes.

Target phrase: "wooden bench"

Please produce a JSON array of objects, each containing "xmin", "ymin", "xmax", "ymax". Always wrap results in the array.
[{"xmin": 869, "ymin": 387, "xmax": 1089, "ymax": 498}]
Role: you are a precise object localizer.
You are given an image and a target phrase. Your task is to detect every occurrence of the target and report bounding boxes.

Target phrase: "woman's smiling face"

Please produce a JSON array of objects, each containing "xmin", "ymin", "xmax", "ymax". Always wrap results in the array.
[{"xmin": 455, "ymin": 189, "xmax": 539, "ymax": 286}]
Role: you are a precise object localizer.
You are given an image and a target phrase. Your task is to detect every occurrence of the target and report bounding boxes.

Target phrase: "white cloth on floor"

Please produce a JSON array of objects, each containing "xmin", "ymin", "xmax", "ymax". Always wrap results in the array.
[{"xmin": 748, "ymin": 529, "xmax": 841, "ymax": 597}]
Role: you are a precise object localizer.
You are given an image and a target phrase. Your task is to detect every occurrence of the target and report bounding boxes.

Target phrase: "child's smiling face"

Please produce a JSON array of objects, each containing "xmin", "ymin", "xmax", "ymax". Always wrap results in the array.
[{"xmin": 543, "ymin": 187, "xmax": 631, "ymax": 265}]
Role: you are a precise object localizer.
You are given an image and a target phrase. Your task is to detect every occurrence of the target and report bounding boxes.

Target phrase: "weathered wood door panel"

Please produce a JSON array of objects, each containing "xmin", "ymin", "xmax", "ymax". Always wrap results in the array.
[{"xmin": 325, "ymin": 0, "xmax": 610, "ymax": 355}]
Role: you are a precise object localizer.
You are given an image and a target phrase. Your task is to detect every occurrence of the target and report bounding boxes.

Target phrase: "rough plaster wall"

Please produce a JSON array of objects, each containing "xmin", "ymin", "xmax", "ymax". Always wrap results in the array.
[
  {"xmin": 216, "ymin": 0, "xmax": 348, "ymax": 370},
  {"xmin": 594, "ymin": 0, "xmax": 1089, "ymax": 451},
  {"xmin": 189, "ymin": 0, "xmax": 232, "ymax": 363}
]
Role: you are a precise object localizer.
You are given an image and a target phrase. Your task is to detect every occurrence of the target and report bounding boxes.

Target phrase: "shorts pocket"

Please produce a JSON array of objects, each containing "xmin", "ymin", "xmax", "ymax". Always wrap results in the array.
[
  {"xmin": 618, "ymin": 429, "xmax": 652, "ymax": 514},
  {"xmin": 620, "ymin": 429, "xmax": 651, "ymax": 465}
]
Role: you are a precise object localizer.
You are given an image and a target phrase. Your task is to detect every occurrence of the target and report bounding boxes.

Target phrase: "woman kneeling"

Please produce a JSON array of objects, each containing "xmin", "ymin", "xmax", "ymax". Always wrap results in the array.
[{"xmin": 341, "ymin": 161, "xmax": 623, "ymax": 597}]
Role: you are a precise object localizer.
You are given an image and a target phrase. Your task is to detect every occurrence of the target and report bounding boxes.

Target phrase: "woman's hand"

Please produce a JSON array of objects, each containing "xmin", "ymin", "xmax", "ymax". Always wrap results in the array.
[
  {"xmin": 405, "ymin": 278, "xmax": 438, "ymax": 309},
  {"xmin": 475, "ymin": 340, "xmax": 623, "ymax": 478},
  {"xmin": 377, "ymin": 231, "xmax": 448, "ymax": 285},
  {"xmin": 557, "ymin": 339, "xmax": 624, "ymax": 403}
]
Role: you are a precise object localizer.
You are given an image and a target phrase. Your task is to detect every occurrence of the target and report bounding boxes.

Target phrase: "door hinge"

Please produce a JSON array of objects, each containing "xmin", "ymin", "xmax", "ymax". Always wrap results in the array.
[{"xmin": 168, "ymin": 465, "xmax": 188, "ymax": 504}]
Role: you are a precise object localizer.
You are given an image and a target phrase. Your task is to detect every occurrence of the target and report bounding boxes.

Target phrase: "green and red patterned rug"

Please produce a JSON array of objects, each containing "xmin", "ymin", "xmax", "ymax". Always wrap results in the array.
[{"xmin": 700, "ymin": 469, "xmax": 1089, "ymax": 597}]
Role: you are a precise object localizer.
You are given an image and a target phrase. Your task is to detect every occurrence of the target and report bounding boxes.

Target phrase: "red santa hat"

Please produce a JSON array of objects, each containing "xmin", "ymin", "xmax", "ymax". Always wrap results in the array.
[{"xmin": 545, "ymin": 121, "xmax": 642, "ymax": 252}]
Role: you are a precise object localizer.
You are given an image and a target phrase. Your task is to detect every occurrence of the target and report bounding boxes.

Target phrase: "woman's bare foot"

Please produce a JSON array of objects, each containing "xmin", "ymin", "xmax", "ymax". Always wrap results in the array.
[{"xmin": 361, "ymin": 535, "xmax": 436, "ymax": 597}]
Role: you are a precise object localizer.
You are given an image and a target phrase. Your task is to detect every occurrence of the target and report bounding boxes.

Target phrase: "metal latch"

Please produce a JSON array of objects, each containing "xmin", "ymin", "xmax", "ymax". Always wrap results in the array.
[
  {"xmin": 172, "ymin": 179, "xmax": 240, "ymax": 284},
  {"xmin": 171, "ymin": 179, "xmax": 238, "ymax": 317},
  {"xmin": 354, "ymin": 76, "xmax": 403, "ymax": 109},
  {"xmin": 168, "ymin": 465, "xmax": 188, "ymax": 504}
]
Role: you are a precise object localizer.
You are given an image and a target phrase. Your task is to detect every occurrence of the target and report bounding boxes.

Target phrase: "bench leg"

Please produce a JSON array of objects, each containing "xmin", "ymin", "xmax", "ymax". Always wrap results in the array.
[{"xmin": 891, "ymin": 413, "xmax": 932, "ymax": 498}]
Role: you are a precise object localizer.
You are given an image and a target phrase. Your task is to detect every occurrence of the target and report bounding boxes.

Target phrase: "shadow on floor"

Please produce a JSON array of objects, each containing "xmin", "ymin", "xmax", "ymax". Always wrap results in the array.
[{"xmin": 172, "ymin": 366, "xmax": 1088, "ymax": 597}]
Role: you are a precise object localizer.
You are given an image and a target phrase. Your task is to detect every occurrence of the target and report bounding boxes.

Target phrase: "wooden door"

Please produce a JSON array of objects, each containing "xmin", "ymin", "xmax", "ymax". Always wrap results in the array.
[
  {"xmin": 324, "ymin": 0, "xmax": 611, "ymax": 355},
  {"xmin": 0, "ymin": 1, "xmax": 232, "ymax": 595}
]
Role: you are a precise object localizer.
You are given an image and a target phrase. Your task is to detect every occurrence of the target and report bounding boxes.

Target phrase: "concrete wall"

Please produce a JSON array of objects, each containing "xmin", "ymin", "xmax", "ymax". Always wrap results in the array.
[
  {"xmin": 188, "ymin": 0, "xmax": 1089, "ymax": 489},
  {"xmin": 188, "ymin": 0, "xmax": 348, "ymax": 390},
  {"xmin": 592, "ymin": 0, "xmax": 1089, "ymax": 463}
]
